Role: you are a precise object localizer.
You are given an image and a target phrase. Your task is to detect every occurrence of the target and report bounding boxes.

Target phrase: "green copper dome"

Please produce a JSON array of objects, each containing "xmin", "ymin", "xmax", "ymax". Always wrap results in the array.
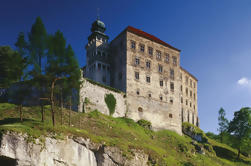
[{"xmin": 91, "ymin": 19, "xmax": 106, "ymax": 33}]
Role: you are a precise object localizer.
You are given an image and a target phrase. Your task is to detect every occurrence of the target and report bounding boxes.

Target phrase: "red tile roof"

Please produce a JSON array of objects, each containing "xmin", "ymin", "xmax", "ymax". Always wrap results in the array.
[{"xmin": 126, "ymin": 26, "xmax": 180, "ymax": 52}]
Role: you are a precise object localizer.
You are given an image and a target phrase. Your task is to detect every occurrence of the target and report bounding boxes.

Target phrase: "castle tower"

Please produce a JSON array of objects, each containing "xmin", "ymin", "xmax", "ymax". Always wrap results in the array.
[{"xmin": 85, "ymin": 19, "xmax": 110, "ymax": 85}]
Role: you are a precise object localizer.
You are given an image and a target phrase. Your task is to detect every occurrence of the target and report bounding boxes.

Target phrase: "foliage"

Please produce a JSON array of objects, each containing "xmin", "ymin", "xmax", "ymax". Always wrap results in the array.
[
  {"xmin": 137, "ymin": 119, "xmax": 152, "ymax": 130},
  {"xmin": 228, "ymin": 107, "xmax": 251, "ymax": 159},
  {"xmin": 28, "ymin": 16, "xmax": 47, "ymax": 70},
  {"xmin": 0, "ymin": 103, "xmax": 250, "ymax": 166},
  {"xmin": 0, "ymin": 46, "xmax": 26, "ymax": 88},
  {"xmin": 104, "ymin": 93, "xmax": 116, "ymax": 115},
  {"xmin": 45, "ymin": 30, "xmax": 81, "ymax": 126},
  {"xmin": 217, "ymin": 107, "xmax": 229, "ymax": 143}
]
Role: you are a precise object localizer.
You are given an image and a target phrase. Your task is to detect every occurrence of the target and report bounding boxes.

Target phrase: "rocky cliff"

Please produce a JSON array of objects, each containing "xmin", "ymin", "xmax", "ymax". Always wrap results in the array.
[{"xmin": 0, "ymin": 132, "xmax": 148, "ymax": 166}]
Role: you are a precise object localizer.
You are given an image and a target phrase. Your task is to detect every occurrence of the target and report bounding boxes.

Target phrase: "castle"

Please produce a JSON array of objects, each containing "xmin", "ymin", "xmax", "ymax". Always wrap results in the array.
[{"xmin": 79, "ymin": 19, "xmax": 198, "ymax": 135}]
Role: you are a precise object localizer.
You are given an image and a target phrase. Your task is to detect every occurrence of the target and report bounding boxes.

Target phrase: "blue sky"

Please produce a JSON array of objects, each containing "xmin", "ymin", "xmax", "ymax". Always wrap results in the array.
[{"xmin": 1, "ymin": 0, "xmax": 251, "ymax": 133}]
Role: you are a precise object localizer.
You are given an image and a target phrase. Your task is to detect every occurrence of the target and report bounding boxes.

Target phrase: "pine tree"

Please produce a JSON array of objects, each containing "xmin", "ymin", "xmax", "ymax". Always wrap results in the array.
[
  {"xmin": 46, "ymin": 31, "xmax": 80, "ymax": 126},
  {"xmin": 217, "ymin": 107, "xmax": 229, "ymax": 143}
]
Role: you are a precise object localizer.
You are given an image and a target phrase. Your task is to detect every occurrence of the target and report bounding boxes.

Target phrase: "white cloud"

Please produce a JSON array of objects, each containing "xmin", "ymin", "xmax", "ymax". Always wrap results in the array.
[
  {"xmin": 237, "ymin": 77, "xmax": 251, "ymax": 90},
  {"xmin": 238, "ymin": 77, "xmax": 249, "ymax": 85}
]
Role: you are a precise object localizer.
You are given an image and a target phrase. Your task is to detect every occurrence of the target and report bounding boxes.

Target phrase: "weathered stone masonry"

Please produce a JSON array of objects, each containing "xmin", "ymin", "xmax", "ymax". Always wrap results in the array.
[{"xmin": 80, "ymin": 19, "xmax": 199, "ymax": 135}]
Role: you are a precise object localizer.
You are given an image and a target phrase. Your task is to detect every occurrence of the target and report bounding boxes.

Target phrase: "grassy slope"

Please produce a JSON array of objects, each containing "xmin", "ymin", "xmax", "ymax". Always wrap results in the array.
[{"xmin": 0, "ymin": 103, "xmax": 250, "ymax": 166}]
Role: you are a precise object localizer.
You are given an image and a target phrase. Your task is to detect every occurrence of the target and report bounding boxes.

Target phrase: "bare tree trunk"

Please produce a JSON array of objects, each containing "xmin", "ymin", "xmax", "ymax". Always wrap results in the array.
[
  {"xmin": 19, "ymin": 104, "xmax": 23, "ymax": 122},
  {"xmin": 79, "ymin": 113, "xmax": 81, "ymax": 128},
  {"xmin": 50, "ymin": 78, "xmax": 58, "ymax": 127},
  {"xmin": 60, "ymin": 89, "xmax": 63, "ymax": 125},
  {"xmin": 41, "ymin": 104, "xmax": 44, "ymax": 122},
  {"xmin": 237, "ymin": 148, "xmax": 241, "ymax": 159},
  {"xmin": 68, "ymin": 96, "xmax": 72, "ymax": 126}
]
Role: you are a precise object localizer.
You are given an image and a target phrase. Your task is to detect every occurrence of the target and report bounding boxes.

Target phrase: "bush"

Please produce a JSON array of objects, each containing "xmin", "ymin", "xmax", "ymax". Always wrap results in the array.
[
  {"xmin": 137, "ymin": 119, "xmax": 152, "ymax": 130},
  {"xmin": 104, "ymin": 93, "xmax": 116, "ymax": 115}
]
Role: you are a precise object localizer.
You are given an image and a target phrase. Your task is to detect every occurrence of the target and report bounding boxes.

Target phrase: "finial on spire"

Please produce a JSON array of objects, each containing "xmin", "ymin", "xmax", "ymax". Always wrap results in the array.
[{"xmin": 97, "ymin": 8, "xmax": 100, "ymax": 20}]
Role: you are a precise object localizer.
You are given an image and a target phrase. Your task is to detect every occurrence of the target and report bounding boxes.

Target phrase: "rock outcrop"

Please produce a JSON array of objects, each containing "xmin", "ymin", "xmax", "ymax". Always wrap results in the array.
[{"xmin": 0, "ymin": 132, "xmax": 148, "ymax": 166}]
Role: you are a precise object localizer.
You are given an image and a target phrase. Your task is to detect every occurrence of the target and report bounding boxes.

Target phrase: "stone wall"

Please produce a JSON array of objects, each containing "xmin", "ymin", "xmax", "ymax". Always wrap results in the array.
[
  {"xmin": 79, "ymin": 78, "xmax": 127, "ymax": 118},
  {"xmin": 124, "ymin": 31, "xmax": 182, "ymax": 134},
  {"xmin": 180, "ymin": 68, "xmax": 199, "ymax": 126}
]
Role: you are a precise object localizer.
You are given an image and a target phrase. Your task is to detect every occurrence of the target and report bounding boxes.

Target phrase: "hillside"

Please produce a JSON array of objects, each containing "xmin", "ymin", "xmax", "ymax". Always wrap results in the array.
[{"xmin": 0, "ymin": 103, "xmax": 250, "ymax": 166}]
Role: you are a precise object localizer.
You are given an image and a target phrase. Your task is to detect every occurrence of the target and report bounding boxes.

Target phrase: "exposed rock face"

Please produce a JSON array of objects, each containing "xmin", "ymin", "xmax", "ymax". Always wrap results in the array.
[{"xmin": 0, "ymin": 132, "xmax": 148, "ymax": 166}]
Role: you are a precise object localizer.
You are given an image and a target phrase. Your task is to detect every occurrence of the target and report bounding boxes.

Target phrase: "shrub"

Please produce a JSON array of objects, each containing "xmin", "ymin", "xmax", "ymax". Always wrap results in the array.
[
  {"xmin": 104, "ymin": 93, "xmax": 116, "ymax": 115},
  {"xmin": 137, "ymin": 119, "xmax": 152, "ymax": 130}
]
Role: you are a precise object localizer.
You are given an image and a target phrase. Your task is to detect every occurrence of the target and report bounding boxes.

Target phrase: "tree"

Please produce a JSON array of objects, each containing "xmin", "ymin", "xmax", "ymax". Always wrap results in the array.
[
  {"xmin": 0, "ymin": 46, "xmax": 25, "ymax": 88},
  {"xmin": 217, "ymin": 107, "xmax": 229, "ymax": 143},
  {"xmin": 228, "ymin": 107, "xmax": 251, "ymax": 159},
  {"xmin": 46, "ymin": 31, "xmax": 80, "ymax": 126},
  {"xmin": 28, "ymin": 16, "xmax": 47, "ymax": 71},
  {"xmin": 28, "ymin": 17, "xmax": 48, "ymax": 122},
  {"xmin": 0, "ymin": 46, "xmax": 27, "ymax": 121}
]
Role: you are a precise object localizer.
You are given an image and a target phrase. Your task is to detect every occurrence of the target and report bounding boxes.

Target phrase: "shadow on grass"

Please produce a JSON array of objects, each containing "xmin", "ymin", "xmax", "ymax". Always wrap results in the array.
[
  {"xmin": 180, "ymin": 161, "xmax": 194, "ymax": 166},
  {"xmin": 213, "ymin": 146, "xmax": 250, "ymax": 164},
  {"xmin": 0, "ymin": 118, "xmax": 38, "ymax": 125}
]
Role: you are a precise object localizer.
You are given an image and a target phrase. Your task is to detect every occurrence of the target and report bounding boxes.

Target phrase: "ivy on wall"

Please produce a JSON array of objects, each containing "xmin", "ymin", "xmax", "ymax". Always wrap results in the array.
[{"xmin": 104, "ymin": 93, "xmax": 116, "ymax": 115}]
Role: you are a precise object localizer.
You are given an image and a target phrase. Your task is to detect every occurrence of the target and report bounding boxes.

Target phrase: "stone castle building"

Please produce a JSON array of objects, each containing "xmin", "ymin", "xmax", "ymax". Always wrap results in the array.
[{"xmin": 80, "ymin": 19, "xmax": 199, "ymax": 135}]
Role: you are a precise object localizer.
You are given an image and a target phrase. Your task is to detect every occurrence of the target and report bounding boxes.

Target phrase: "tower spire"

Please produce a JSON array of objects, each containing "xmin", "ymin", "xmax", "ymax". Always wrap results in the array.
[{"xmin": 97, "ymin": 8, "xmax": 100, "ymax": 20}]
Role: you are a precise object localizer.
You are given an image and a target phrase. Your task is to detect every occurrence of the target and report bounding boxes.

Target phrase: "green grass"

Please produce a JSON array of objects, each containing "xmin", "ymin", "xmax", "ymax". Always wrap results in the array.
[{"xmin": 0, "ymin": 103, "xmax": 250, "ymax": 166}]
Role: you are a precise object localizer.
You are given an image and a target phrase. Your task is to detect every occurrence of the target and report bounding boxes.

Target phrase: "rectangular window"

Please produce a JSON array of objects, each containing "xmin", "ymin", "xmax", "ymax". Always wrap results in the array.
[
  {"xmin": 146, "ymin": 61, "xmax": 151, "ymax": 69},
  {"xmin": 102, "ymin": 76, "xmax": 106, "ymax": 83},
  {"xmin": 140, "ymin": 44, "xmax": 145, "ymax": 52},
  {"xmin": 160, "ymin": 80, "xmax": 163, "ymax": 87},
  {"xmin": 135, "ymin": 58, "xmax": 140, "ymax": 65},
  {"xmin": 148, "ymin": 47, "xmax": 153, "ymax": 55},
  {"xmin": 190, "ymin": 80, "xmax": 192, "ymax": 87},
  {"xmin": 186, "ymin": 88, "xmax": 188, "ymax": 96},
  {"xmin": 181, "ymin": 97, "xmax": 183, "ymax": 103},
  {"xmin": 146, "ymin": 76, "xmax": 151, "ymax": 83},
  {"xmin": 165, "ymin": 53, "xmax": 169, "ymax": 62},
  {"xmin": 194, "ymin": 82, "xmax": 196, "ymax": 88},
  {"xmin": 156, "ymin": 50, "xmax": 161, "ymax": 59},
  {"xmin": 135, "ymin": 72, "xmax": 139, "ymax": 80},
  {"xmin": 98, "ymin": 63, "xmax": 101, "ymax": 70},
  {"xmin": 194, "ymin": 93, "xmax": 196, "ymax": 100},
  {"xmin": 131, "ymin": 41, "xmax": 136, "ymax": 49},
  {"xmin": 190, "ymin": 90, "xmax": 192, "ymax": 97},
  {"xmin": 102, "ymin": 64, "xmax": 106, "ymax": 70},
  {"xmin": 158, "ymin": 65, "xmax": 163, "ymax": 73},
  {"xmin": 180, "ymin": 85, "xmax": 183, "ymax": 92},
  {"xmin": 170, "ymin": 82, "xmax": 174, "ymax": 92},
  {"xmin": 186, "ymin": 76, "xmax": 188, "ymax": 84},
  {"xmin": 170, "ymin": 69, "xmax": 174, "ymax": 80},
  {"xmin": 172, "ymin": 56, "xmax": 177, "ymax": 65}
]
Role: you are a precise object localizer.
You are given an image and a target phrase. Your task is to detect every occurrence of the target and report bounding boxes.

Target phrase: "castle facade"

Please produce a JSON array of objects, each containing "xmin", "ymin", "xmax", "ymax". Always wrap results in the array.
[{"xmin": 80, "ymin": 19, "xmax": 198, "ymax": 134}]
